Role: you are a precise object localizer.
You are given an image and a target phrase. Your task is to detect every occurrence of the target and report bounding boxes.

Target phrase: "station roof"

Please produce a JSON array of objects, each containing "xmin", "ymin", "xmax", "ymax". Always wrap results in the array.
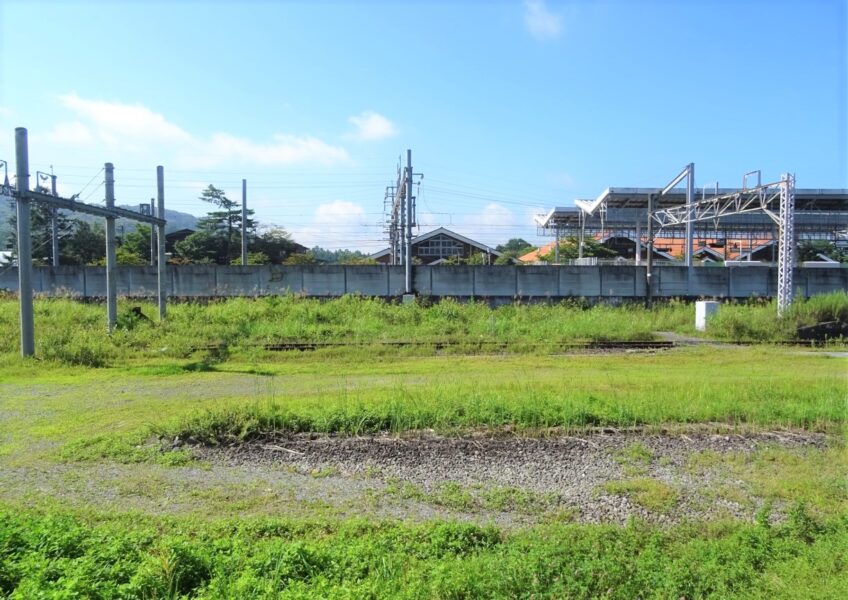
[{"xmin": 536, "ymin": 188, "xmax": 848, "ymax": 230}]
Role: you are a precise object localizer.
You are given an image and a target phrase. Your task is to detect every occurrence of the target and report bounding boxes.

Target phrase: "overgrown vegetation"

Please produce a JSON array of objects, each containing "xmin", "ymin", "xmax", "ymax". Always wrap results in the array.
[
  {"xmin": 0, "ymin": 295, "xmax": 845, "ymax": 598},
  {"xmin": 0, "ymin": 507, "xmax": 845, "ymax": 598},
  {"xmin": 0, "ymin": 292, "xmax": 845, "ymax": 366}
]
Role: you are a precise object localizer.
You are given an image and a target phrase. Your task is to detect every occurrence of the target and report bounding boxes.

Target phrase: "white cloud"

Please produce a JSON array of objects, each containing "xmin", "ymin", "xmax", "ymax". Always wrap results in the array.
[
  {"xmin": 315, "ymin": 200, "xmax": 366, "ymax": 224},
  {"xmin": 47, "ymin": 93, "xmax": 350, "ymax": 168},
  {"xmin": 43, "ymin": 121, "xmax": 95, "ymax": 145},
  {"xmin": 524, "ymin": 0, "xmax": 562, "ymax": 41},
  {"xmin": 347, "ymin": 111, "xmax": 398, "ymax": 141},
  {"xmin": 179, "ymin": 133, "xmax": 349, "ymax": 169},
  {"xmin": 290, "ymin": 200, "xmax": 384, "ymax": 250},
  {"xmin": 59, "ymin": 93, "xmax": 191, "ymax": 144}
]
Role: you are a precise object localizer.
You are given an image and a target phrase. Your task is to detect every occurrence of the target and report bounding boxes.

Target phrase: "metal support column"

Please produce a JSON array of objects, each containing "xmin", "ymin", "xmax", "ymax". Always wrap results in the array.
[
  {"xmin": 685, "ymin": 162, "xmax": 694, "ymax": 268},
  {"xmin": 776, "ymin": 173, "xmax": 795, "ymax": 316},
  {"xmin": 635, "ymin": 218, "xmax": 641, "ymax": 265},
  {"xmin": 156, "ymin": 166, "xmax": 167, "ymax": 320},
  {"xmin": 15, "ymin": 127, "xmax": 34, "ymax": 356},
  {"xmin": 50, "ymin": 174, "xmax": 59, "ymax": 267},
  {"xmin": 645, "ymin": 193, "xmax": 654, "ymax": 309},
  {"xmin": 104, "ymin": 163, "xmax": 117, "ymax": 332},
  {"xmin": 404, "ymin": 149, "xmax": 413, "ymax": 294},
  {"xmin": 241, "ymin": 178, "xmax": 247, "ymax": 266},
  {"xmin": 554, "ymin": 224, "xmax": 560, "ymax": 263}
]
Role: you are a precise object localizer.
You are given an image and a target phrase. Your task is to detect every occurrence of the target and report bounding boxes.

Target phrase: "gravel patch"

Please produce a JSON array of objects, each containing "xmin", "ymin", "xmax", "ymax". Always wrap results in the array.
[{"xmin": 197, "ymin": 429, "xmax": 828, "ymax": 524}]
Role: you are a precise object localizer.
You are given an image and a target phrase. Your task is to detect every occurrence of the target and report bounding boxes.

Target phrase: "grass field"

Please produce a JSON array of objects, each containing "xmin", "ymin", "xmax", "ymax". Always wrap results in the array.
[{"xmin": 0, "ymin": 295, "xmax": 846, "ymax": 598}]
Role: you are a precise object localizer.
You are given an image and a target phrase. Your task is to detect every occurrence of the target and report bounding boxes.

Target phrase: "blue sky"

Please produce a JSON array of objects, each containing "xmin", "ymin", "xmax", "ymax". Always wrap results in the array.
[{"xmin": 1, "ymin": 0, "xmax": 846, "ymax": 251}]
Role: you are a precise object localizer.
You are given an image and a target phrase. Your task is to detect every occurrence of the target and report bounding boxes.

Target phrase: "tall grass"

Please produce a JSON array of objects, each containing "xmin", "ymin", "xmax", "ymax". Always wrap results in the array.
[
  {"xmin": 1, "ymin": 506, "xmax": 845, "ymax": 598},
  {"xmin": 0, "ymin": 292, "xmax": 845, "ymax": 365}
]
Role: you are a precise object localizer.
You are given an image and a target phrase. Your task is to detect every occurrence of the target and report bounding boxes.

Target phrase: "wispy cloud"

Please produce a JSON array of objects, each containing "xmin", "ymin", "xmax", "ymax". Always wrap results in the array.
[
  {"xmin": 291, "ymin": 200, "xmax": 384, "ymax": 250},
  {"xmin": 179, "ymin": 133, "xmax": 349, "ymax": 169},
  {"xmin": 347, "ymin": 110, "xmax": 398, "ymax": 141},
  {"xmin": 59, "ymin": 93, "xmax": 191, "ymax": 145},
  {"xmin": 45, "ymin": 93, "xmax": 350, "ymax": 168},
  {"xmin": 524, "ymin": 0, "xmax": 562, "ymax": 41}
]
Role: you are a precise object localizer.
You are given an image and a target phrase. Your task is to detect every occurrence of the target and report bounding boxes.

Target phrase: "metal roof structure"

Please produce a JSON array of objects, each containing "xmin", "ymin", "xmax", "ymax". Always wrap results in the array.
[{"xmin": 536, "ymin": 187, "xmax": 848, "ymax": 240}]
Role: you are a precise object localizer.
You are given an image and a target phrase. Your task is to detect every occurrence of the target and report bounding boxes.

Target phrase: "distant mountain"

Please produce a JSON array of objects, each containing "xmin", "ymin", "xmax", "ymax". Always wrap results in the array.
[{"xmin": 0, "ymin": 196, "xmax": 198, "ymax": 246}]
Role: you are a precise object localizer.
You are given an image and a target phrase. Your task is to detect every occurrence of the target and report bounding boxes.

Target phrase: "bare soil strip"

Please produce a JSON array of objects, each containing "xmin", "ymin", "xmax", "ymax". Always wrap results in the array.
[{"xmin": 197, "ymin": 430, "xmax": 829, "ymax": 524}]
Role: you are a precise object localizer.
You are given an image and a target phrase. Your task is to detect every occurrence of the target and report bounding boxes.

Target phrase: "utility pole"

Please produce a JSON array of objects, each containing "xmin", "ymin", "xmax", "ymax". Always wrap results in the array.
[
  {"xmin": 646, "ymin": 192, "xmax": 654, "ymax": 309},
  {"xmin": 405, "ymin": 149, "xmax": 413, "ymax": 294},
  {"xmin": 15, "ymin": 128, "xmax": 34, "ymax": 357},
  {"xmin": 51, "ymin": 171, "xmax": 59, "ymax": 267},
  {"xmin": 104, "ymin": 163, "xmax": 117, "ymax": 333},
  {"xmin": 156, "ymin": 166, "xmax": 167, "ymax": 320},
  {"xmin": 149, "ymin": 198, "xmax": 155, "ymax": 266},
  {"xmin": 241, "ymin": 178, "xmax": 247, "ymax": 266}
]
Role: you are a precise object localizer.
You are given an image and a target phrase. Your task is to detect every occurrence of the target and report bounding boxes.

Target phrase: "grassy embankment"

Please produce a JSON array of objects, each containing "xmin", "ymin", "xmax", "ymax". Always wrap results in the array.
[
  {"xmin": 0, "ymin": 291, "xmax": 845, "ymax": 367},
  {"xmin": 0, "ymin": 295, "xmax": 846, "ymax": 598}
]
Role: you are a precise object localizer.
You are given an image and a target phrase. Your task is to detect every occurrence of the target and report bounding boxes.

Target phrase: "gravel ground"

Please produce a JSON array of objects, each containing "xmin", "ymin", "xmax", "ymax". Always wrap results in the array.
[{"xmin": 196, "ymin": 429, "xmax": 828, "ymax": 524}]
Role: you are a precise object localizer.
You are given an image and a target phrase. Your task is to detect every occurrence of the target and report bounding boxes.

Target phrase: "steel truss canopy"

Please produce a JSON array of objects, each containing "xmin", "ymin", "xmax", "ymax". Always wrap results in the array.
[{"xmin": 535, "ymin": 187, "xmax": 848, "ymax": 238}]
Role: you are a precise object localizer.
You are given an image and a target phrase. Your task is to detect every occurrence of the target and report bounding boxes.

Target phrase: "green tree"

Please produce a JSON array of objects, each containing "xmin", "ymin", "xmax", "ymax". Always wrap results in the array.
[
  {"xmin": 797, "ymin": 240, "xmax": 846, "ymax": 263},
  {"xmin": 496, "ymin": 238, "xmax": 534, "ymax": 253},
  {"xmin": 251, "ymin": 227, "xmax": 301, "ymax": 264},
  {"xmin": 284, "ymin": 252, "xmax": 318, "ymax": 265},
  {"xmin": 195, "ymin": 185, "xmax": 257, "ymax": 264},
  {"xmin": 64, "ymin": 221, "xmax": 106, "ymax": 265},
  {"xmin": 121, "ymin": 225, "xmax": 153, "ymax": 264},
  {"xmin": 540, "ymin": 236, "xmax": 617, "ymax": 262},
  {"xmin": 174, "ymin": 230, "xmax": 220, "ymax": 264},
  {"xmin": 495, "ymin": 238, "xmax": 535, "ymax": 264},
  {"xmin": 6, "ymin": 204, "xmax": 75, "ymax": 265}
]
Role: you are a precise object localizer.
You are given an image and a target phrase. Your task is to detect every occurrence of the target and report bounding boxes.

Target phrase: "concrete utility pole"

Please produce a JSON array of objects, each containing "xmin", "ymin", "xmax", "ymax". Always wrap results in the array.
[
  {"xmin": 405, "ymin": 149, "xmax": 413, "ymax": 294},
  {"xmin": 51, "ymin": 172, "xmax": 59, "ymax": 267},
  {"xmin": 156, "ymin": 166, "xmax": 167, "ymax": 320},
  {"xmin": 15, "ymin": 128, "xmax": 34, "ymax": 357},
  {"xmin": 241, "ymin": 178, "xmax": 247, "ymax": 266},
  {"xmin": 149, "ymin": 199, "xmax": 156, "ymax": 266},
  {"xmin": 104, "ymin": 163, "xmax": 117, "ymax": 333}
]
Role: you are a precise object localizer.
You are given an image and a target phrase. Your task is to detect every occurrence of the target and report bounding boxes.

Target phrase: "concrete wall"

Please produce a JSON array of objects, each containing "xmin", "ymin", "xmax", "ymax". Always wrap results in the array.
[{"xmin": 1, "ymin": 264, "xmax": 846, "ymax": 300}]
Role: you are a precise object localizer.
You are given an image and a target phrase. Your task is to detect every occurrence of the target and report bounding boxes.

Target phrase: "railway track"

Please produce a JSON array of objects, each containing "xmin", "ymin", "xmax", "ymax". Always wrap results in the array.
[{"xmin": 190, "ymin": 340, "xmax": 677, "ymax": 353}]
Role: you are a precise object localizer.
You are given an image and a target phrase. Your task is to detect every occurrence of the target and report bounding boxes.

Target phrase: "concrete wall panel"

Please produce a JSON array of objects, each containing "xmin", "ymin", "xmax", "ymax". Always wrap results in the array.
[
  {"xmin": 40, "ymin": 267, "xmax": 85, "ymax": 296},
  {"xmin": 474, "ymin": 266, "xmax": 517, "ymax": 297},
  {"xmin": 689, "ymin": 268, "xmax": 729, "ymax": 298},
  {"xmin": 345, "ymin": 266, "xmax": 389, "ymax": 296},
  {"xmin": 656, "ymin": 267, "xmax": 689, "ymax": 296},
  {"xmin": 214, "ymin": 266, "xmax": 261, "ymax": 296},
  {"xmin": 517, "ymin": 266, "xmax": 558, "ymax": 297},
  {"xmin": 302, "ymin": 266, "xmax": 346, "ymax": 296},
  {"xmin": 171, "ymin": 266, "xmax": 215, "ymax": 297},
  {"xmin": 599, "ymin": 267, "xmax": 636, "ymax": 297},
  {"xmin": 262, "ymin": 266, "xmax": 304, "ymax": 294},
  {"xmin": 802, "ymin": 267, "xmax": 848, "ymax": 297},
  {"xmin": 12, "ymin": 265, "xmax": 848, "ymax": 300},
  {"xmin": 83, "ymin": 268, "xmax": 107, "ymax": 297},
  {"xmin": 431, "ymin": 266, "xmax": 474, "ymax": 296},
  {"xmin": 729, "ymin": 267, "xmax": 770, "ymax": 298},
  {"xmin": 558, "ymin": 266, "xmax": 599, "ymax": 297},
  {"xmin": 0, "ymin": 267, "xmax": 18, "ymax": 291}
]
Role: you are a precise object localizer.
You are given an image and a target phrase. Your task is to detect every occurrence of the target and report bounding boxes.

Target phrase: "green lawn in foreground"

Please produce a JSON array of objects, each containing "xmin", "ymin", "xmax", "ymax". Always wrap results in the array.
[
  {"xmin": 0, "ymin": 346, "xmax": 844, "ymax": 463},
  {"xmin": 1, "ymin": 506, "xmax": 846, "ymax": 599},
  {"xmin": 1, "ymin": 297, "xmax": 846, "ymax": 598}
]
